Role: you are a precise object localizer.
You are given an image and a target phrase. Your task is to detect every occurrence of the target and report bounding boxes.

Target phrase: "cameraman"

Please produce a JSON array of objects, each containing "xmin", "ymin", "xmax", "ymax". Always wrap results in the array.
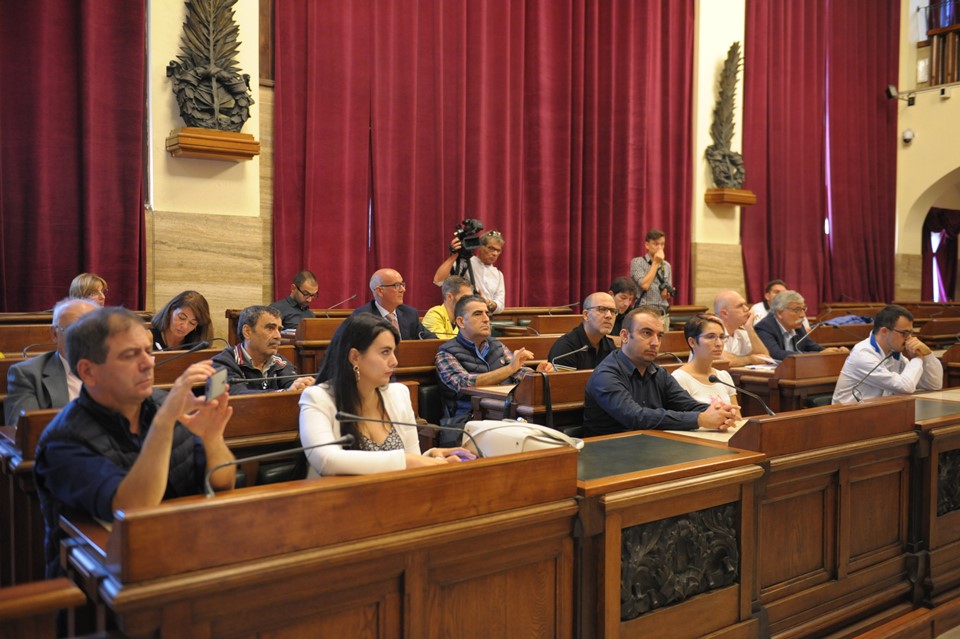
[
  {"xmin": 629, "ymin": 229, "xmax": 674, "ymax": 326},
  {"xmin": 433, "ymin": 229, "xmax": 506, "ymax": 315}
]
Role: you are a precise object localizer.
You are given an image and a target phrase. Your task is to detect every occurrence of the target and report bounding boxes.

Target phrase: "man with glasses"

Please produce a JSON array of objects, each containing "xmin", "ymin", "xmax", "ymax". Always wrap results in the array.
[
  {"xmin": 4, "ymin": 297, "xmax": 98, "ymax": 426},
  {"xmin": 433, "ymin": 230, "xmax": 507, "ymax": 314},
  {"xmin": 754, "ymin": 290, "xmax": 848, "ymax": 361},
  {"xmin": 583, "ymin": 306, "xmax": 737, "ymax": 436},
  {"xmin": 832, "ymin": 305, "xmax": 942, "ymax": 404},
  {"xmin": 547, "ymin": 292, "xmax": 618, "ymax": 370},
  {"xmin": 270, "ymin": 270, "xmax": 318, "ymax": 330},
  {"xmin": 713, "ymin": 290, "xmax": 772, "ymax": 366},
  {"xmin": 354, "ymin": 268, "xmax": 436, "ymax": 340}
]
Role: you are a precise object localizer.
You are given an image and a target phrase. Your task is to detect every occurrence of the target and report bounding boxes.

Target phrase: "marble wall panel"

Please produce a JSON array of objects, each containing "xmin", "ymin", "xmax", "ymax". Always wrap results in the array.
[
  {"xmin": 690, "ymin": 243, "xmax": 746, "ymax": 308},
  {"xmin": 894, "ymin": 253, "xmax": 923, "ymax": 302}
]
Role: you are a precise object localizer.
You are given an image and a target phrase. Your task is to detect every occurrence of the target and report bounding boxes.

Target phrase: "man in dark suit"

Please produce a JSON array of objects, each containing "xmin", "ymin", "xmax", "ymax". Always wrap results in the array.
[
  {"xmin": 755, "ymin": 290, "xmax": 848, "ymax": 361},
  {"xmin": 352, "ymin": 268, "xmax": 436, "ymax": 340},
  {"xmin": 4, "ymin": 297, "xmax": 98, "ymax": 426}
]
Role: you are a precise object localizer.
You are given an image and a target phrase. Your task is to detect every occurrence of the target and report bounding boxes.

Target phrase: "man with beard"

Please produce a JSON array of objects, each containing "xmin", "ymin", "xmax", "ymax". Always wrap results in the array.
[
  {"xmin": 547, "ymin": 292, "xmax": 618, "ymax": 370},
  {"xmin": 270, "ymin": 270, "xmax": 318, "ymax": 330},
  {"xmin": 213, "ymin": 305, "xmax": 315, "ymax": 393}
]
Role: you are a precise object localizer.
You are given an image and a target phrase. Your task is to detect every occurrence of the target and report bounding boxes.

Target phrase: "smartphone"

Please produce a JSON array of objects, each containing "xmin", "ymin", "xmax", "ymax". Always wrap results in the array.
[{"xmin": 205, "ymin": 367, "xmax": 228, "ymax": 403}]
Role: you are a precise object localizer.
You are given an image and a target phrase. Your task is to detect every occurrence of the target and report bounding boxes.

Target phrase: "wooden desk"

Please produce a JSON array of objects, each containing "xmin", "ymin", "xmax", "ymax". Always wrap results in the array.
[
  {"xmin": 806, "ymin": 322, "xmax": 872, "ymax": 349},
  {"xmin": 526, "ymin": 314, "xmax": 583, "ymax": 335},
  {"xmin": 466, "ymin": 370, "xmax": 592, "ymax": 427},
  {"xmin": 61, "ymin": 448, "xmax": 580, "ymax": 639},
  {"xmin": 729, "ymin": 398, "xmax": 920, "ymax": 637},
  {"xmin": 908, "ymin": 394, "xmax": 960, "ymax": 605},
  {"xmin": 0, "ymin": 577, "xmax": 86, "ymax": 638},
  {"xmin": 817, "ymin": 305, "xmax": 885, "ymax": 322},
  {"xmin": 575, "ymin": 430, "xmax": 765, "ymax": 638},
  {"xmin": 730, "ymin": 351, "xmax": 848, "ymax": 416},
  {"xmin": 918, "ymin": 318, "xmax": 960, "ymax": 349},
  {"xmin": 0, "ymin": 325, "xmax": 54, "ymax": 358}
]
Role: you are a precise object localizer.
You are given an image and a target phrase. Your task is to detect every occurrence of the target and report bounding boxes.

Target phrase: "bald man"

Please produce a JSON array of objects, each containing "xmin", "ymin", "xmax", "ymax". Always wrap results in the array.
[
  {"xmin": 547, "ymin": 292, "xmax": 618, "ymax": 370},
  {"xmin": 352, "ymin": 268, "xmax": 436, "ymax": 340},
  {"xmin": 713, "ymin": 290, "xmax": 771, "ymax": 366}
]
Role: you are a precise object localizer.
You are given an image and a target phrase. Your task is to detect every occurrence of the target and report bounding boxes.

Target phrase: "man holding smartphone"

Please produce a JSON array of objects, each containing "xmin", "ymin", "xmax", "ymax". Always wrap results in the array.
[{"xmin": 34, "ymin": 307, "xmax": 236, "ymax": 577}]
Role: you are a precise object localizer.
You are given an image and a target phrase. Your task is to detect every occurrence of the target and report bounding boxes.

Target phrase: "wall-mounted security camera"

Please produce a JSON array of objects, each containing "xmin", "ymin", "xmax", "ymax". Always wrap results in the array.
[{"xmin": 902, "ymin": 128, "xmax": 916, "ymax": 144}]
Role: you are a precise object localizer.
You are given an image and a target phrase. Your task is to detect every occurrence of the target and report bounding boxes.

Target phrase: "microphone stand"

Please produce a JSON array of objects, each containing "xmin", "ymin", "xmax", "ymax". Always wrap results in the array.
[
  {"xmin": 336, "ymin": 411, "xmax": 485, "ymax": 458},
  {"xmin": 204, "ymin": 434, "xmax": 355, "ymax": 497},
  {"xmin": 550, "ymin": 345, "xmax": 589, "ymax": 371},
  {"xmin": 708, "ymin": 374, "xmax": 776, "ymax": 416},
  {"xmin": 850, "ymin": 352, "xmax": 895, "ymax": 403},
  {"xmin": 324, "ymin": 294, "xmax": 357, "ymax": 318}
]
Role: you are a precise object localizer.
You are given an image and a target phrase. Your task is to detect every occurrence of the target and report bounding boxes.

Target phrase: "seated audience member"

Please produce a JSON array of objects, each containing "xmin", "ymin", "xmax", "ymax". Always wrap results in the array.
[
  {"xmin": 34, "ymin": 307, "xmax": 235, "ymax": 577},
  {"xmin": 609, "ymin": 276, "xmax": 639, "ymax": 335},
  {"xmin": 213, "ymin": 305, "xmax": 314, "ymax": 393},
  {"xmin": 832, "ymin": 305, "xmax": 943, "ymax": 404},
  {"xmin": 299, "ymin": 314, "xmax": 473, "ymax": 476},
  {"xmin": 270, "ymin": 270, "xmax": 318, "ymax": 330},
  {"xmin": 4, "ymin": 297, "xmax": 98, "ymax": 426},
  {"xmin": 422, "ymin": 276, "xmax": 473, "ymax": 340},
  {"xmin": 582, "ymin": 306, "xmax": 737, "ymax": 437},
  {"xmin": 672, "ymin": 315, "xmax": 740, "ymax": 408},
  {"xmin": 547, "ymin": 292, "xmax": 618, "ymax": 370},
  {"xmin": 750, "ymin": 279, "xmax": 786, "ymax": 322},
  {"xmin": 630, "ymin": 229, "xmax": 673, "ymax": 323},
  {"xmin": 754, "ymin": 290, "xmax": 848, "ymax": 361},
  {"xmin": 353, "ymin": 268, "xmax": 436, "ymax": 340},
  {"xmin": 433, "ymin": 230, "xmax": 506, "ymax": 314},
  {"xmin": 68, "ymin": 272, "xmax": 108, "ymax": 306},
  {"xmin": 150, "ymin": 290, "xmax": 213, "ymax": 351},
  {"xmin": 436, "ymin": 295, "xmax": 553, "ymax": 445},
  {"xmin": 713, "ymin": 290, "xmax": 771, "ymax": 366}
]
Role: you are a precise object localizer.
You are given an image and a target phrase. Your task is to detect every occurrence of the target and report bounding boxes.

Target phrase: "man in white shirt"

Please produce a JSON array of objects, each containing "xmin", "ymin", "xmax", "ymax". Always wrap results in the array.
[
  {"xmin": 750, "ymin": 279, "xmax": 786, "ymax": 322},
  {"xmin": 713, "ymin": 290, "xmax": 771, "ymax": 366},
  {"xmin": 4, "ymin": 297, "xmax": 98, "ymax": 426},
  {"xmin": 434, "ymin": 230, "xmax": 506, "ymax": 314},
  {"xmin": 832, "ymin": 305, "xmax": 943, "ymax": 404}
]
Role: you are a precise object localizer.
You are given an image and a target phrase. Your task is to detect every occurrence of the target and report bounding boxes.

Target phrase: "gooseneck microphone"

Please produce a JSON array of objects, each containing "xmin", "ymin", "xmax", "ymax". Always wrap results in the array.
[
  {"xmin": 793, "ymin": 320, "xmax": 827, "ymax": 348},
  {"xmin": 708, "ymin": 374, "xmax": 776, "ymax": 416},
  {"xmin": 657, "ymin": 352, "xmax": 685, "ymax": 365},
  {"xmin": 226, "ymin": 372, "xmax": 315, "ymax": 386},
  {"xmin": 153, "ymin": 340, "xmax": 211, "ymax": 367},
  {"xmin": 335, "ymin": 411, "xmax": 485, "ymax": 458},
  {"xmin": 550, "ymin": 345, "xmax": 589, "ymax": 370},
  {"xmin": 325, "ymin": 294, "xmax": 357, "ymax": 318},
  {"xmin": 21, "ymin": 342, "xmax": 57, "ymax": 357},
  {"xmin": 203, "ymin": 434, "xmax": 354, "ymax": 497},
  {"xmin": 849, "ymin": 351, "xmax": 895, "ymax": 403}
]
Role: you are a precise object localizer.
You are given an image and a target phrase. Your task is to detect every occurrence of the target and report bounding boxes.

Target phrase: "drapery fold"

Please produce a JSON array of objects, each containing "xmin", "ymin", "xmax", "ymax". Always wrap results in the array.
[
  {"xmin": 922, "ymin": 209, "xmax": 960, "ymax": 301},
  {"xmin": 0, "ymin": 1, "xmax": 146, "ymax": 311},
  {"xmin": 274, "ymin": 0, "xmax": 695, "ymax": 310},
  {"xmin": 743, "ymin": 0, "xmax": 899, "ymax": 311}
]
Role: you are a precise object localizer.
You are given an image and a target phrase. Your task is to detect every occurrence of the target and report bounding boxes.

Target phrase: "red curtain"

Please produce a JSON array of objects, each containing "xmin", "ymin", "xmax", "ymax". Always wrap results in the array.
[
  {"xmin": 274, "ymin": 0, "xmax": 695, "ymax": 310},
  {"xmin": 743, "ymin": 0, "xmax": 899, "ymax": 311},
  {"xmin": 742, "ymin": 0, "xmax": 828, "ymax": 313},
  {"xmin": 0, "ymin": 1, "xmax": 145, "ymax": 311},
  {"xmin": 824, "ymin": 0, "xmax": 899, "ymax": 303},
  {"xmin": 922, "ymin": 209, "xmax": 960, "ymax": 301}
]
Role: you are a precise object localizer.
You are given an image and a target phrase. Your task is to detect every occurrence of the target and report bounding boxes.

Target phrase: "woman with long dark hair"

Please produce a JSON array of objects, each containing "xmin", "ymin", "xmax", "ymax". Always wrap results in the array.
[
  {"xmin": 299, "ymin": 314, "xmax": 473, "ymax": 476},
  {"xmin": 151, "ymin": 290, "xmax": 213, "ymax": 351}
]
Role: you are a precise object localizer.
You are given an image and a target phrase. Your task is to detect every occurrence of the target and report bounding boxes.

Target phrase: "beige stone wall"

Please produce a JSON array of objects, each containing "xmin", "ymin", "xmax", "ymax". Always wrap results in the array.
[
  {"xmin": 894, "ymin": 253, "xmax": 922, "ymax": 302},
  {"xmin": 690, "ymin": 243, "xmax": 746, "ymax": 308},
  {"xmin": 145, "ymin": 86, "xmax": 275, "ymax": 343}
]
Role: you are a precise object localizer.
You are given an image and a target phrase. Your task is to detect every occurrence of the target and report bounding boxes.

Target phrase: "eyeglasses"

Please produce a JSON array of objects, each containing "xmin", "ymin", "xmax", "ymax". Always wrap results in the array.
[
  {"xmin": 785, "ymin": 305, "xmax": 808, "ymax": 313},
  {"xmin": 699, "ymin": 333, "xmax": 729, "ymax": 342},
  {"xmin": 296, "ymin": 285, "xmax": 318, "ymax": 299},
  {"xmin": 890, "ymin": 328, "xmax": 913, "ymax": 337},
  {"xmin": 379, "ymin": 282, "xmax": 407, "ymax": 290},
  {"xmin": 586, "ymin": 306, "xmax": 617, "ymax": 316}
]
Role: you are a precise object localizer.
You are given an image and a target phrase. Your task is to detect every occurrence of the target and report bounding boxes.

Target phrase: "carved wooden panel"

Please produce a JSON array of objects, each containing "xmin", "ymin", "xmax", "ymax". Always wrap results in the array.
[
  {"xmin": 619, "ymin": 503, "xmax": 739, "ymax": 620},
  {"xmin": 938, "ymin": 448, "xmax": 960, "ymax": 516}
]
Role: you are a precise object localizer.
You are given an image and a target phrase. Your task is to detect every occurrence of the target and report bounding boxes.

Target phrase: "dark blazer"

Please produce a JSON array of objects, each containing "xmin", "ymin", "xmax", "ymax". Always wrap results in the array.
[
  {"xmin": 754, "ymin": 312, "xmax": 824, "ymax": 361},
  {"xmin": 352, "ymin": 301, "xmax": 437, "ymax": 340},
  {"xmin": 5, "ymin": 351, "xmax": 70, "ymax": 426}
]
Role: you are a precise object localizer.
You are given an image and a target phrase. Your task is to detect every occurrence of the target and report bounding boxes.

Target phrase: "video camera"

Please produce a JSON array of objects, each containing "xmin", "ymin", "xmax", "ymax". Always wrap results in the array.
[{"xmin": 453, "ymin": 218, "xmax": 485, "ymax": 256}]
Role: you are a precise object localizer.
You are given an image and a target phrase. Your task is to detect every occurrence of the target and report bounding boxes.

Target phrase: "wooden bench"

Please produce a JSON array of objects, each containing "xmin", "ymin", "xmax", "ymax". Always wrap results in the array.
[
  {"xmin": 226, "ymin": 307, "xmax": 353, "ymax": 345},
  {"xmin": 806, "ymin": 322, "xmax": 872, "ymax": 349},
  {"xmin": 0, "ymin": 577, "xmax": 86, "ymax": 638},
  {"xmin": 917, "ymin": 318, "xmax": 960, "ymax": 349},
  {"xmin": 0, "ymin": 325, "xmax": 54, "ymax": 358},
  {"xmin": 730, "ymin": 351, "xmax": 849, "ymax": 416}
]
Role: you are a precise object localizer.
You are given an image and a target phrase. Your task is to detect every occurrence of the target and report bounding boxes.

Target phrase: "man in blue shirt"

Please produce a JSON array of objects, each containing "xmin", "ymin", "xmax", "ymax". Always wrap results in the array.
[{"xmin": 583, "ymin": 306, "xmax": 737, "ymax": 436}]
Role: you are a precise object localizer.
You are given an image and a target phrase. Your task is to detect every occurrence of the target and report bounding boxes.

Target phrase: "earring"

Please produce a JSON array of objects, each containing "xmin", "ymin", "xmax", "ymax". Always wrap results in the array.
[{"xmin": 353, "ymin": 364, "xmax": 360, "ymax": 382}]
